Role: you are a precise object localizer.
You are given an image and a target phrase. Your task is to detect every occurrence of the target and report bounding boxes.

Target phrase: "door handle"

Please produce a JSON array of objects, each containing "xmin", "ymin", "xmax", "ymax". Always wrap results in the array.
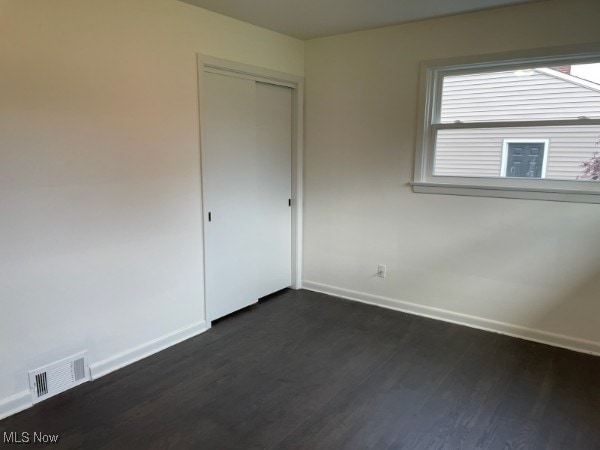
[{"xmin": 208, "ymin": 212, "xmax": 212, "ymax": 222}]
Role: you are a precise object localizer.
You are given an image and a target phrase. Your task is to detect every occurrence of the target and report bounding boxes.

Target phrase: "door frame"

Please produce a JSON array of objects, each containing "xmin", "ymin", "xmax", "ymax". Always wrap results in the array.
[{"xmin": 197, "ymin": 54, "xmax": 304, "ymax": 322}]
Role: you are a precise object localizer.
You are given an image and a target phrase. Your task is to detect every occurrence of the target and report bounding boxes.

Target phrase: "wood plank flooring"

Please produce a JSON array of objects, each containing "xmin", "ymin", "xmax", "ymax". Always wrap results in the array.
[{"xmin": 1, "ymin": 289, "xmax": 599, "ymax": 449}]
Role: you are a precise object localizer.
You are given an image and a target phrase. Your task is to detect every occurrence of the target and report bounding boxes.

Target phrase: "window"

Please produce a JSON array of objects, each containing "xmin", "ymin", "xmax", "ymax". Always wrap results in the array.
[{"xmin": 413, "ymin": 44, "xmax": 600, "ymax": 203}]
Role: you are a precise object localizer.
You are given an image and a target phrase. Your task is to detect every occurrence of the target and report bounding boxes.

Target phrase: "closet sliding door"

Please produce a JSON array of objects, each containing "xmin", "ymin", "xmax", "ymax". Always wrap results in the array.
[
  {"xmin": 201, "ymin": 72, "xmax": 292, "ymax": 322},
  {"xmin": 202, "ymin": 72, "xmax": 260, "ymax": 321},
  {"xmin": 255, "ymin": 82, "xmax": 292, "ymax": 299}
]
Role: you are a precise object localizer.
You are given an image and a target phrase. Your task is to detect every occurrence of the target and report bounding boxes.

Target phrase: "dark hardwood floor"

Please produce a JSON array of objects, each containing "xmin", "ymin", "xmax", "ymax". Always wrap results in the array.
[{"xmin": 1, "ymin": 289, "xmax": 599, "ymax": 449}]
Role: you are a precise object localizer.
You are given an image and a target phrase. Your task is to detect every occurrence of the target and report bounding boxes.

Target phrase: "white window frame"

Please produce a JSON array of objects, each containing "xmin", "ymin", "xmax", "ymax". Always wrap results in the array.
[
  {"xmin": 412, "ymin": 43, "xmax": 600, "ymax": 204},
  {"xmin": 500, "ymin": 139, "xmax": 549, "ymax": 179}
]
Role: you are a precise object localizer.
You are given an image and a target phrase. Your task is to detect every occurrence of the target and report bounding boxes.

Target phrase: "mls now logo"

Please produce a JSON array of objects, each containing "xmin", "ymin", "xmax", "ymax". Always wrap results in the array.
[{"xmin": 3, "ymin": 431, "xmax": 60, "ymax": 444}]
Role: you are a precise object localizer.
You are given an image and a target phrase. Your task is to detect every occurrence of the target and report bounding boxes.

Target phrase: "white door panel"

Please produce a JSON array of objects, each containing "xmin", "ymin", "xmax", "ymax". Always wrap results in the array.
[
  {"xmin": 202, "ymin": 72, "xmax": 259, "ymax": 321},
  {"xmin": 255, "ymin": 82, "xmax": 292, "ymax": 297}
]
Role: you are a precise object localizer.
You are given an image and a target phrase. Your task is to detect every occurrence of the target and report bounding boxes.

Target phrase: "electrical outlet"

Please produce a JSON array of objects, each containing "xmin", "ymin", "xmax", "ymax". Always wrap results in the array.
[{"xmin": 377, "ymin": 264, "xmax": 387, "ymax": 278}]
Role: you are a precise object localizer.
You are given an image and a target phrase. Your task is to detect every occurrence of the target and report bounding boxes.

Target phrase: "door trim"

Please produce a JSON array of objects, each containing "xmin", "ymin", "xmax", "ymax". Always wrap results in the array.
[{"xmin": 197, "ymin": 55, "xmax": 304, "ymax": 322}]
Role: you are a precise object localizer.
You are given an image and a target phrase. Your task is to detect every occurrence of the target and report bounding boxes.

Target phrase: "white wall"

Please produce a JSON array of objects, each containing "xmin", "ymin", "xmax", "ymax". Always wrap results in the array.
[
  {"xmin": 0, "ymin": 0, "xmax": 303, "ymax": 415},
  {"xmin": 303, "ymin": 0, "xmax": 600, "ymax": 353}
]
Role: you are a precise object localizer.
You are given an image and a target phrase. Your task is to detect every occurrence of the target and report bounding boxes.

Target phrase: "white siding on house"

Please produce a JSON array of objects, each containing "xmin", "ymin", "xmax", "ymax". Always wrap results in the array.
[
  {"xmin": 441, "ymin": 70, "xmax": 600, "ymax": 122},
  {"xmin": 435, "ymin": 125, "xmax": 600, "ymax": 179},
  {"xmin": 436, "ymin": 69, "xmax": 600, "ymax": 179}
]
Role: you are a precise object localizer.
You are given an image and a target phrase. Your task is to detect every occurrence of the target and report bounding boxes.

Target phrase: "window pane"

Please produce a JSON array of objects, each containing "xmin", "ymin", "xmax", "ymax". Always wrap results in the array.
[
  {"xmin": 440, "ymin": 63, "xmax": 600, "ymax": 123},
  {"xmin": 434, "ymin": 125, "xmax": 600, "ymax": 180}
]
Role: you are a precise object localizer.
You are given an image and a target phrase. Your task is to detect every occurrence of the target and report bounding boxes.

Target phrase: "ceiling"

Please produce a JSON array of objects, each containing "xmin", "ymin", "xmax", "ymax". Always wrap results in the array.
[{"xmin": 180, "ymin": 0, "xmax": 541, "ymax": 40}]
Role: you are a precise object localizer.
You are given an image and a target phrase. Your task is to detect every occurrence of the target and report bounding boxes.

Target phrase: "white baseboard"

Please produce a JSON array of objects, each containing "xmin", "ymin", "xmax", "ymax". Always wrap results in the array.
[
  {"xmin": 302, "ymin": 281, "xmax": 600, "ymax": 356},
  {"xmin": 89, "ymin": 321, "xmax": 209, "ymax": 380},
  {"xmin": 0, "ymin": 320, "xmax": 209, "ymax": 422},
  {"xmin": 0, "ymin": 391, "xmax": 32, "ymax": 421}
]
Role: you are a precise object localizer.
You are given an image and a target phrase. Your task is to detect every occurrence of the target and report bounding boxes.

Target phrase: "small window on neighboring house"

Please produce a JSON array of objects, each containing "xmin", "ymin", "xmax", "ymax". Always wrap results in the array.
[
  {"xmin": 501, "ymin": 140, "xmax": 548, "ymax": 179},
  {"xmin": 414, "ymin": 45, "xmax": 600, "ymax": 203}
]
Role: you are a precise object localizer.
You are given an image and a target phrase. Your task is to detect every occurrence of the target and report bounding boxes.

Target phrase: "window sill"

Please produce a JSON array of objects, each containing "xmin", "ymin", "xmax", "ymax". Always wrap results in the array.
[{"xmin": 411, "ymin": 181, "xmax": 600, "ymax": 204}]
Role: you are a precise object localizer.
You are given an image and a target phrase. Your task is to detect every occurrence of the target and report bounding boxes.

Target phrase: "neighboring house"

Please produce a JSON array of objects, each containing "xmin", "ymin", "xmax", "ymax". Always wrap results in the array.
[{"xmin": 435, "ymin": 67, "xmax": 600, "ymax": 180}]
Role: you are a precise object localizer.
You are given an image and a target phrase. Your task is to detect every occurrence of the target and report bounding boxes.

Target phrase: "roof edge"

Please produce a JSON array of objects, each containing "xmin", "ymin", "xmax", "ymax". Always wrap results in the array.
[{"xmin": 536, "ymin": 68, "xmax": 600, "ymax": 94}]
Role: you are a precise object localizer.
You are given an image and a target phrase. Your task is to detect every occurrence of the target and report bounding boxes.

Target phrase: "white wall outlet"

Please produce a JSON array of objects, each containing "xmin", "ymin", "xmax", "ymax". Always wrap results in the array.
[{"xmin": 377, "ymin": 264, "xmax": 387, "ymax": 278}]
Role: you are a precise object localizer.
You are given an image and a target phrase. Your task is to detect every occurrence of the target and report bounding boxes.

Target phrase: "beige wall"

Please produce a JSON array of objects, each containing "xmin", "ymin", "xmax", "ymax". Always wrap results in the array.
[
  {"xmin": 303, "ymin": 0, "xmax": 600, "ymax": 351},
  {"xmin": 0, "ymin": 0, "xmax": 303, "ymax": 408}
]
